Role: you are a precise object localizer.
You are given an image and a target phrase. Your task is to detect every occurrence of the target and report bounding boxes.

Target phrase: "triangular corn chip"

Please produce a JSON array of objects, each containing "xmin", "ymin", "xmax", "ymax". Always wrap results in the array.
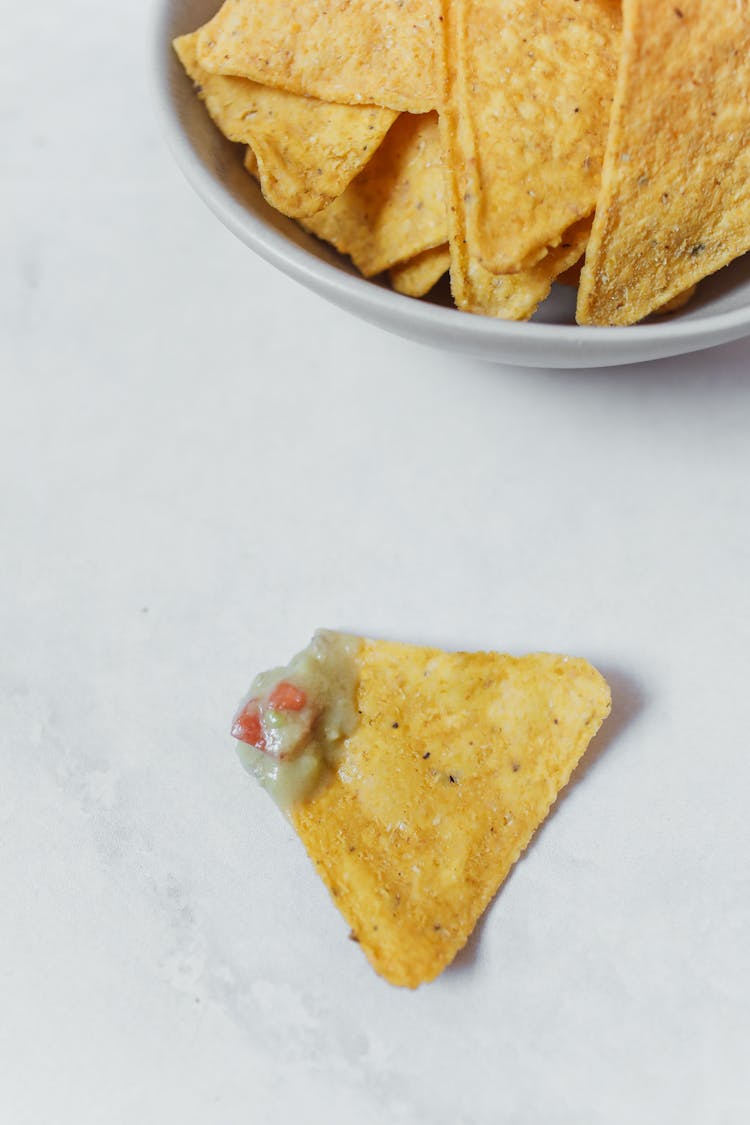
[
  {"xmin": 291, "ymin": 639, "xmax": 610, "ymax": 987},
  {"xmin": 457, "ymin": 218, "xmax": 592, "ymax": 319},
  {"xmin": 173, "ymin": 32, "xmax": 395, "ymax": 219},
  {"xmin": 442, "ymin": 0, "xmax": 620, "ymax": 275},
  {"xmin": 654, "ymin": 286, "xmax": 697, "ymax": 317},
  {"xmin": 442, "ymin": 97, "xmax": 594, "ymax": 323},
  {"xmin": 297, "ymin": 113, "xmax": 447, "ymax": 276},
  {"xmin": 390, "ymin": 245, "xmax": 451, "ymax": 297},
  {"xmin": 577, "ymin": 0, "xmax": 750, "ymax": 325},
  {"xmin": 196, "ymin": 0, "xmax": 441, "ymax": 114}
]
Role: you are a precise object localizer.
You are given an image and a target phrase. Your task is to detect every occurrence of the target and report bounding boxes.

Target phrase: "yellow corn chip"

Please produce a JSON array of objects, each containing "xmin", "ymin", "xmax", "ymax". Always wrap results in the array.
[
  {"xmin": 196, "ymin": 0, "xmax": 441, "ymax": 114},
  {"xmin": 244, "ymin": 147, "xmax": 258, "ymax": 178},
  {"xmin": 390, "ymin": 245, "xmax": 451, "ymax": 297},
  {"xmin": 559, "ymin": 270, "xmax": 695, "ymax": 312},
  {"xmin": 299, "ymin": 113, "xmax": 447, "ymax": 276},
  {"xmin": 443, "ymin": 117, "xmax": 593, "ymax": 324},
  {"xmin": 292, "ymin": 640, "xmax": 610, "ymax": 988},
  {"xmin": 459, "ymin": 219, "xmax": 592, "ymax": 319},
  {"xmin": 173, "ymin": 32, "xmax": 395, "ymax": 219},
  {"xmin": 244, "ymin": 145, "xmax": 448, "ymax": 285},
  {"xmin": 654, "ymin": 285, "xmax": 697, "ymax": 316},
  {"xmin": 442, "ymin": 0, "xmax": 620, "ymax": 275},
  {"xmin": 577, "ymin": 1, "xmax": 750, "ymax": 326}
]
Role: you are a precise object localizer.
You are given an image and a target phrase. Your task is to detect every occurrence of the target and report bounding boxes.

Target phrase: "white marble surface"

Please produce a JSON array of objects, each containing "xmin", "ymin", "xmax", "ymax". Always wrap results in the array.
[{"xmin": 3, "ymin": 3, "xmax": 750, "ymax": 1122}]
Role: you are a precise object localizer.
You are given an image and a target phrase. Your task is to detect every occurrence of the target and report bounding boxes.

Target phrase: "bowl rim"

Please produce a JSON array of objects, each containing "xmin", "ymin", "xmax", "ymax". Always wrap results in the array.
[{"xmin": 153, "ymin": 0, "xmax": 750, "ymax": 350}]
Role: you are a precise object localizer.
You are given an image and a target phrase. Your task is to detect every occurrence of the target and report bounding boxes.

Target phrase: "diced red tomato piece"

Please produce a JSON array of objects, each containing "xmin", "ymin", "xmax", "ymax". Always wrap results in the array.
[
  {"xmin": 231, "ymin": 701, "xmax": 266, "ymax": 749},
  {"xmin": 268, "ymin": 681, "xmax": 307, "ymax": 712}
]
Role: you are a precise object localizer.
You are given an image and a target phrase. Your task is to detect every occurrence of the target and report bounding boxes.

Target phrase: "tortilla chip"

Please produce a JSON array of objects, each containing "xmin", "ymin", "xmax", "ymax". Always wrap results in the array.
[
  {"xmin": 300, "ymin": 113, "xmax": 447, "ymax": 276},
  {"xmin": 661, "ymin": 287, "xmax": 697, "ymax": 316},
  {"xmin": 577, "ymin": 1, "xmax": 750, "ymax": 326},
  {"xmin": 173, "ymin": 32, "xmax": 395, "ymax": 219},
  {"xmin": 442, "ymin": 0, "xmax": 620, "ymax": 275},
  {"xmin": 445, "ymin": 155, "xmax": 593, "ymax": 321},
  {"xmin": 293, "ymin": 640, "xmax": 611, "ymax": 988},
  {"xmin": 243, "ymin": 147, "xmax": 258, "ymax": 178},
  {"xmin": 390, "ymin": 245, "xmax": 451, "ymax": 297},
  {"xmin": 546, "ymin": 269, "xmax": 695, "ymax": 311},
  {"xmin": 462, "ymin": 219, "xmax": 593, "ymax": 319},
  {"xmin": 653, "ymin": 285, "xmax": 697, "ymax": 317},
  {"xmin": 196, "ymin": 0, "xmax": 441, "ymax": 114}
]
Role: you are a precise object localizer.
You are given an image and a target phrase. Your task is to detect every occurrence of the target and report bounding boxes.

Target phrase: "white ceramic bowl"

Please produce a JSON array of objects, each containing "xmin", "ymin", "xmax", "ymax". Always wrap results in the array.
[{"xmin": 155, "ymin": 0, "xmax": 750, "ymax": 368}]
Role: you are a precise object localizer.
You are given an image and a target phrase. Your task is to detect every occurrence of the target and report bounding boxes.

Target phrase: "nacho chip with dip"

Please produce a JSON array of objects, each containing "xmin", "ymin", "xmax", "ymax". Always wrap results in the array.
[
  {"xmin": 577, "ymin": 0, "xmax": 750, "ymax": 325},
  {"xmin": 232, "ymin": 631, "xmax": 611, "ymax": 988},
  {"xmin": 173, "ymin": 31, "xmax": 396, "ymax": 219},
  {"xmin": 195, "ymin": 0, "xmax": 441, "ymax": 114}
]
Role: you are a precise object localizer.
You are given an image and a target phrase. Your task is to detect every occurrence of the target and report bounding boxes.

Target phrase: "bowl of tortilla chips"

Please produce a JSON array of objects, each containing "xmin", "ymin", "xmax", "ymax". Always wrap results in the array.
[{"xmin": 156, "ymin": 0, "xmax": 750, "ymax": 369}]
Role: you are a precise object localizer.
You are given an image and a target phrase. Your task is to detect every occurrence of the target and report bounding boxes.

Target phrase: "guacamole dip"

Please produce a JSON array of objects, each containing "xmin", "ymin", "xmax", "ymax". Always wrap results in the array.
[{"xmin": 231, "ymin": 630, "xmax": 361, "ymax": 811}]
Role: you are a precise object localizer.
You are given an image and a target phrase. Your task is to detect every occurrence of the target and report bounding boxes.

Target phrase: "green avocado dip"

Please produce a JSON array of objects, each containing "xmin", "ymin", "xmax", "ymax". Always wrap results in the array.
[{"xmin": 231, "ymin": 630, "xmax": 361, "ymax": 812}]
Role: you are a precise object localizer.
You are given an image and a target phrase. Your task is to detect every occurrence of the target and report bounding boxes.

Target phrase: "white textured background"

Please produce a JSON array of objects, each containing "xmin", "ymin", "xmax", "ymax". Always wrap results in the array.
[{"xmin": 3, "ymin": 3, "xmax": 750, "ymax": 1122}]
